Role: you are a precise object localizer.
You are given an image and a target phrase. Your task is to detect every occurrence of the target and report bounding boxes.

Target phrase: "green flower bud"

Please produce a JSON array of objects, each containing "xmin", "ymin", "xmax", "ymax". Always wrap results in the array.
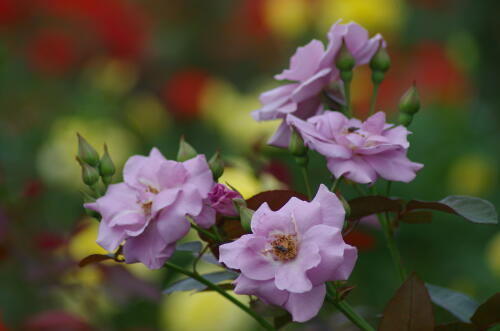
[
  {"xmin": 371, "ymin": 70, "xmax": 385, "ymax": 85},
  {"xmin": 294, "ymin": 155, "xmax": 309, "ymax": 167},
  {"xmin": 370, "ymin": 44, "xmax": 390, "ymax": 73},
  {"xmin": 209, "ymin": 150, "xmax": 224, "ymax": 181},
  {"xmin": 398, "ymin": 112, "xmax": 413, "ymax": 127},
  {"xmin": 77, "ymin": 157, "xmax": 100, "ymax": 186},
  {"xmin": 289, "ymin": 129, "xmax": 307, "ymax": 157},
  {"xmin": 340, "ymin": 70, "xmax": 353, "ymax": 83},
  {"xmin": 335, "ymin": 40, "xmax": 356, "ymax": 72},
  {"xmin": 232, "ymin": 198, "xmax": 254, "ymax": 232},
  {"xmin": 399, "ymin": 84, "xmax": 420, "ymax": 115},
  {"xmin": 77, "ymin": 133, "xmax": 99, "ymax": 167},
  {"xmin": 177, "ymin": 136, "xmax": 198, "ymax": 162},
  {"xmin": 99, "ymin": 144, "xmax": 115, "ymax": 178}
]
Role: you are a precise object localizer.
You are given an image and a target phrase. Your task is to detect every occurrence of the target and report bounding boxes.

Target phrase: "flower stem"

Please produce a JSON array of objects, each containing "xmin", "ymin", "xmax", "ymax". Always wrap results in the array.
[
  {"xmin": 325, "ymin": 283, "xmax": 375, "ymax": 331},
  {"xmin": 190, "ymin": 222, "xmax": 219, "ymax": 242},
  {"xmin": 368, "ymin": 82, "xmax": 380, "ymax": 116},
  {"xmin": 330, "ymin": 176, "xmax": 342, "ymax": 192},
  {"xmin": 164, "ymin": 262, "xmax": 275, "ymax": 331},
  {"xmin": 301, "ymin": 166, "xmax": 312, "ymax": 199},
  {"xmin": 343, "ymin": 78, "xmax": 352, "ymax": 118},
  {"xmin": 376, "ymin": 213, "xmax": 406, "ymax": 283}
]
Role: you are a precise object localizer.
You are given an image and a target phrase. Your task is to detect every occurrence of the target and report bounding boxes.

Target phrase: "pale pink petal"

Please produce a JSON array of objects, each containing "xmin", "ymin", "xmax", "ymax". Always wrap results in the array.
[
  {"xmin": 183, "ymin": 155, "xmax": 214, "ymax": 198},
  {"xmin": 123, "ymin": 222, "xmax": 174, "ymax": 269},
  {"xmin": 234, "ymin": 275, "xmax": 289, "ymax": 306},
  {"xmin": 274, "ymin": 242, "xmax": 320, "ymax": 293},
  {"xmin": 327, "ymin": 156, "xmax": 377, "ymax": 184},
  {"xmin": 365, "ymin": 151, "xmax": 423, "ymax": 182},
  {"xmin": 218, "ymin": 234, "xmax": 253, "ymax": 269},
  {"xmin": 361, "ymin": 111, "xmax": 386, "ymax": 134},
  {"xmin": 193, "ymin": 204, "xmax": 216, "ymax": 228},
  {"xmin": 311, "ymin": 184, "xmax": 345, "ymax": 229},
  {"xmin": 285, "ymin": 284, "xmax": 326, "ymax": 322},
  {"xmin": 275, "ymin": 39, "xmax": 325, "ymax": 82}
]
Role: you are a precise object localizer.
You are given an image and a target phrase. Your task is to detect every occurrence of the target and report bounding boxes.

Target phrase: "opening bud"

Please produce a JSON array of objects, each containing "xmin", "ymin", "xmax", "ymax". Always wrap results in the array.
[
  {"xmin": 77, "ymin": 133, "xmax": 99, "ymax": 167},
  {"xmin": 99, "ymin": 144, "xmax": 115, "ymax": 179},
  {"xmin": 369, "ymin": 43, "xmax": 391, "ymax": 73},
  {"xmin": 335, "ymin": 40, "xmax": 356, "ymax": 72},
  {"xmin": 288, "ymin": 129, "xmax": 307, "ymax": 157},
  {"xmin": 232, "ymin": 198, "xmax": 254, "ymax": 232},
  {"xmin": 177, "ymin": 136, "xmax": 198, "ymax": 162},
  {"xmin": 208, "ymin": 150, "xmax": 224, "ymax": 181},
  {"xmin": 399, "ymin": 84, "xmax": 420, "ymax": 115}
]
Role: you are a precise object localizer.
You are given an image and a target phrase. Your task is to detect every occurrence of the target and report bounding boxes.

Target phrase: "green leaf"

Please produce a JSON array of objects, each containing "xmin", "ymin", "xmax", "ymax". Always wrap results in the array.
[
  {"xmin": 400, "ymin": 211, "xmax": 433, "ymax": 224},
  {"xmin": 176, "ymin": 241, "xmax": 202, "ymax": 254},
  {"xmin": 163, "ymin": 271, "xmax": 238, "ymax": 294},
  {"xmin": 406, "ymin": 196, "xmax": 498, "ymax": 224},
  {"xmin": 471, "ymin": 293, "xmax": 500, "ymax": 330},
  {"xmin": 434, "ymin": 322, "xmax": 476, "ymax": 331},
  {"xmin": 379, "ymin": 273, "xmax": 435, "ymax": 331},
  {"xmin": 426, "ymin": 283, "xmax": 478, "ymax": 322}
]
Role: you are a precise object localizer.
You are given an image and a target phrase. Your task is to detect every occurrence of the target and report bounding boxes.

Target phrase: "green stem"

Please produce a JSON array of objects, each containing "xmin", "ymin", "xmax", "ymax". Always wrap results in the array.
[
  {"xmin": 330, "ymin": 176, "xmax": 342, "ymax": 192},
  {"xmin": 343, "ymin": 77, "xmax": 352, "ymax": 118},
  {"xmin": 301, "ymin": 166, "xmax": 312, "ymax": 199},
  {"xmin": 165, "ymin": 262, "xmax": 275, "ymax": 331},
  {"xmin": 325, "ymin": 283, "xmax": 375, "ymax": 331},
  {"xmin": 369, "ymin": 82, "xmax": 380, "ymax": 116},
  {"xmin": 386, "ymin": 180, "xmax": 392, "ymax": 196},
  {"xmin": 211, "ymin": 225, "xmax": 224, "ymax": 242},
  {"xmin": 377, "ymin": 213, "xmax": 406, "ymax": 282},
  {"xmin": 190, "ymin": 222, "xmax": 219, "ymax": 242}
]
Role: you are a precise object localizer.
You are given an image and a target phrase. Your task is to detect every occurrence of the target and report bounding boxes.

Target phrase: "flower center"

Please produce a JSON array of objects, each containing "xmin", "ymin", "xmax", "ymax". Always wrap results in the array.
[
  {"xmin": 142, "ymin": 201, "xmax": 152, "ymax": 216},
  {"xmin": 270, "ymin": 234, "xmax": 298, "ymax": 261}
]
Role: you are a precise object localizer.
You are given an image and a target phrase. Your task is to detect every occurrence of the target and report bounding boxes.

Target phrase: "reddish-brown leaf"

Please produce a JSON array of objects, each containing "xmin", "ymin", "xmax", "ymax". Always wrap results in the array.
[
  {"xmin": 348, "ymin": 195, "xmax": 402, "ymax": 221},
  {"xmin": 399, "ymin": 211, "xmax": 433, "ymax": 224},
  {"xmin": 379, "ymin": 273, "xmax": 435, "ymax": 331},
  {"xmin": 471, "ymin": 293, "xmax": 500, "ymax": 330},
  {"xmin": 246, "ymin": 190, "xmax": 308, "ymax": 211}
]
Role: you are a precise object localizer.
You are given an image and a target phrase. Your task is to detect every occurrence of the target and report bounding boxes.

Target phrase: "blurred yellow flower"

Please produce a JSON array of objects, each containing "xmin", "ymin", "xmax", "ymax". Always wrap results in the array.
[
  {"xmin": 264, "ymin": 0, "xmax": 311, "ymax": 40},
  {"xmin": 36, "ymin": 116, "xmax": 137, "ymax": 188},
  {"xmin": 125, "ymin": 93, "xmax": 171, "ymax": 136},
  {"xmin": 200, "ymin": 78, "xmax": 279, "ymax": 148},
  {"xmin": 83, "ymin": 58, "xmax": 138, "ymax": 96},
  {"xmin": 447, "ymin": 155, "xmax": 496, "ymax": 196},
  {"xmin": 219, "ymin": 166, "xmax": 262, "ymax": 199},
  {"xmin": 161, "ymin": 291, "xmax": 255, "ymax": 331},
  {"xmin": 486, "ymin": 232, "xmax": 500, "ymax": 278},
  {"xmin": 316, "ymin": 0, "xmax": 404, "ymax": 37}
]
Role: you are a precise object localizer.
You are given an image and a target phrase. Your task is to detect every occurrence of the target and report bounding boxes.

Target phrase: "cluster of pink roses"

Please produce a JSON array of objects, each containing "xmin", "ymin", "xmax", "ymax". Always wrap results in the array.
[
  {"xmin": 86, "ymin": 19, "xmax": 425, "ymax": 324},
  {"xmin": 253, "ymin": 20, "xmax": 422, "ymax": 184},
  {"xmin": 85, "ymin": 148, "xmax": 242, "ymax": 269}
]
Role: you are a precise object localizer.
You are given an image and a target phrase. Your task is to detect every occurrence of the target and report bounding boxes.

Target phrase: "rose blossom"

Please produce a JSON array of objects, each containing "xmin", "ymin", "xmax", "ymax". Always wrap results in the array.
[
  {"xmin": 252, "ymin": 20, "xmax": 385, "ymax": 148},
  {"xmin": 207, "ymin": 183, "xmax": 242, "ymax": 216},
  {"xmin": 287, "ymin": 111, "xmax": 423, "ymax": 184},
  {"xmin": 219, "ymin": 185, "xmax": 357, "ymax": 322},
  {"xmin": 85, "ymin": 148, "xmax": 214, "ymax": 269}
]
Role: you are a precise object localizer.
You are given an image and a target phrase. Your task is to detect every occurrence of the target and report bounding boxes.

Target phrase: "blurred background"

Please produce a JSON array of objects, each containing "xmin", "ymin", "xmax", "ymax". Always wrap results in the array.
[{"xmin": 0, "ymin": 0, "xmax": 499, "ymax": 330}]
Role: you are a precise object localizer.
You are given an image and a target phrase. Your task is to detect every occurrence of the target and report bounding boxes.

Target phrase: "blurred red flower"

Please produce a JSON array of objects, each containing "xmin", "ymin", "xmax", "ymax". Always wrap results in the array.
[
  {"xmin": 22, "ymin": 310, "xmax": 91, "ymax": 331},
  {"xmin": 162, "ymin": 69, "xmax": 210, "ymax": 119},
  {"xmin": 27, "ymin": 30, "xmax": 77, "ymax": 75}
]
